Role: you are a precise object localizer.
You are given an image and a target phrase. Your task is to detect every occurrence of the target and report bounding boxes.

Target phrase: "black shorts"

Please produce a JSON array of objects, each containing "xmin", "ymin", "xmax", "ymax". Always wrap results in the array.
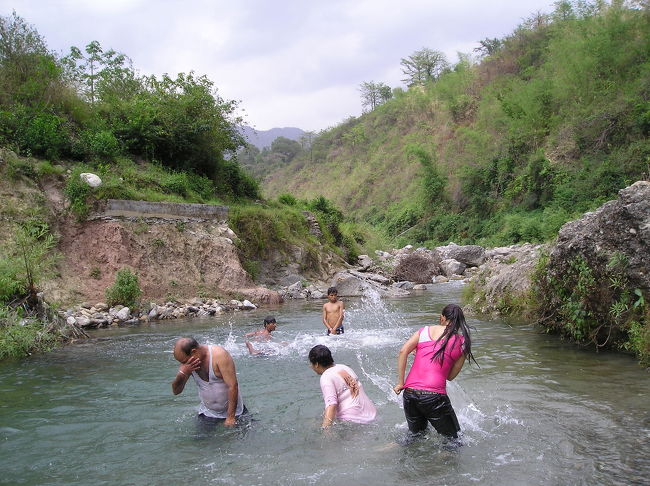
[
  {"xmin": 402, "ymin": 389, "xmax": 460, "ymax": 438},
  {"xmin": 326, "ymin": 325, "xmax": 344, "ymax": 335}
]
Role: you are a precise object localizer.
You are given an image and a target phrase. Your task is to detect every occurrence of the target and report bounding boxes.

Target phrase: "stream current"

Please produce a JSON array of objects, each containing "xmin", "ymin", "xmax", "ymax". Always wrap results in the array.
[{"xmin": 1, "ymin": 282, "xmax": 648, "ymax": 485}]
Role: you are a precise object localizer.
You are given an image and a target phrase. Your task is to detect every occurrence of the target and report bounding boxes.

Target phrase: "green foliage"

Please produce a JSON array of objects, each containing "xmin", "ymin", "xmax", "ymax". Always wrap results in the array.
[
  {"xmin": 64, "ymin": 167, "xmax": 92, "ymax": 219},
  {"xmin": 278, "ymin": 193, "xmax": 297, "ymax": 206},
  {"xmin": 0, "ymin": 308, "xmax": 59, "ymax": 360},
  {"xmin": 0, "ymin": 13, "xmax": 257, "ymax": 201},
  {"xmin": 5, "ymin": 149, "xmax": 37, "ymax": 180},
  {"xmin": 35, "ymin": 160, "xmax": 64, "ymax": 177},
  {"xmin": 406, "ymin": 144, "xmax": 446, "ymax": 208},
  {"xmin": 263, "ymin": 1, "xmax": 649, "ymax": 250},
  {"xmin": 532, "ymin": 249, "xmax": 649, "ymax": 363},
  {"xmin": 400, "ymin": 47, "xmax": 449, "ymax": 86},
  {"xmin": 105, "ymin": 268, "xmax": 142, "ymax": 308},
  {"xmin": 0, "ymin": 226, "xmax": 57, "ymax": 305},
  {"xmin": 229, "ymin": 205, "xmax": 310, "ymax": 259},
  {"xmin": 359, "ymin": 81, "xmax": 392, "ymax": 112}
]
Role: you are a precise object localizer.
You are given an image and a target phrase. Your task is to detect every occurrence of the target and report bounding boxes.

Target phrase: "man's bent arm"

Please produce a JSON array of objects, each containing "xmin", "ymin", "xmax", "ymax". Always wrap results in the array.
[
  {"xmin": 172, "ymin": 356, "xmax": 200, "ymax": 395},
  {"xmin": 172, "ymin": 371, "xmax": 189, "ymax": 395}
]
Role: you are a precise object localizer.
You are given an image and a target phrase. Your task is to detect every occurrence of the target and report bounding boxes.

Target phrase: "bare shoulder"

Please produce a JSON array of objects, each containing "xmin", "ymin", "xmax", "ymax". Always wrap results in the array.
[{"xmin": 213, "ymin": 345, "xmax": 232, "ymax": 359}]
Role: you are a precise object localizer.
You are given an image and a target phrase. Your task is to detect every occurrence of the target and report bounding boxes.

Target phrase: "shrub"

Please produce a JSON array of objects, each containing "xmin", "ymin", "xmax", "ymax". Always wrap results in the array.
[
  {"xmin": 64, "ymin": 168, "xmax": 92, "ymax": 219},
  {"xmin": 105, "ymin": 268, "xmax": 142, "ymax": 308},
  {"xmin": 0, "ymin": 309, "xmax": 59, "ymax": 360},
  {"xmin": 278, "ymin": 193, "xmax": 297, "ymax": 206},
  {"xmin": 79, "ymin": 129, "xmax": 121, "ymax": 160},
  {"xmin": 393, "ymin": 253, "xmax": 439, "ymax": 283}
]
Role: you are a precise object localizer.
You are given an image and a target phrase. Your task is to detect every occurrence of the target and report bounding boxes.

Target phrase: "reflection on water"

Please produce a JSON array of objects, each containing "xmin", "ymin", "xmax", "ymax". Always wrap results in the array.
[{"xmin": 0, "ymin": 281, "xmax": 648, "ymax": 485}]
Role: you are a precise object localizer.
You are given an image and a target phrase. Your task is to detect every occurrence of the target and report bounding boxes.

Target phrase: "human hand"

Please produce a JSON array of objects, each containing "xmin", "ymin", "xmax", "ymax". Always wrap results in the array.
[
  {"xmin": 393, "ymin": 384, "xmax": 404, "ymax": 395},
  {"xmin": 342, "ymin": 374, "xmax": 359, "ymax": 398},
  {"xmin": 224, "ymin": 416, "xmax": 236, "ymax": 427},
  {"xmin": 180, "ymin": 356, "xmax": 201, "ymax": 375}
]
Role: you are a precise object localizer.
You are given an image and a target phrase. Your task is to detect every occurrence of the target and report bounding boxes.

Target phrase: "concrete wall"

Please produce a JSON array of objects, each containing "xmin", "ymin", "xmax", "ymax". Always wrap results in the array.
[{"xmin": 102, "ymin": 199, "xmax": 229, "ymax": 221}]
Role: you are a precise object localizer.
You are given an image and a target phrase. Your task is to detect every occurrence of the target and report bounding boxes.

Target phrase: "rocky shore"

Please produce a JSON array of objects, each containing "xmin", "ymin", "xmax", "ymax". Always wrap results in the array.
[{"xmin": 64, "ymin": 298, "xmax": 258, "ymax": 329}]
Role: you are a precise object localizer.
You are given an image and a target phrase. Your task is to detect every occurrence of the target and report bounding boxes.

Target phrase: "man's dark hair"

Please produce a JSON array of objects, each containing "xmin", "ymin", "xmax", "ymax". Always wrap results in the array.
[
  {"xmin": 327, "ymin": 287, "xmax": 338, "ymax": 295},
  {"xmin": 263, "ymin": 316, "xmax": 276, "ymax": 326},
  {"xmin": 178, "ymin": 337, "xmax": 199, "ymax": 355},
  {"xmin": 308, "ymin": 344, "xmax": 334, "ymax": 367}
]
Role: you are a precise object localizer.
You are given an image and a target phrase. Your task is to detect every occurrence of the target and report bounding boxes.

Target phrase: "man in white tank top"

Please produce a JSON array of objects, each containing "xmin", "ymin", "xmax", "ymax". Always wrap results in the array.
[{"xmin": 172, "ymin": 337, "xmax": 245, "ymax": 426}]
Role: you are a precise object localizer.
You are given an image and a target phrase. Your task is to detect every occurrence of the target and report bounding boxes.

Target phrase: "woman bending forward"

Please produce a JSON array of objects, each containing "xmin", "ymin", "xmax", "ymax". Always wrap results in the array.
[{"xmin": 393, "ymin": 304, "xmax": 476, "ymax": 438}]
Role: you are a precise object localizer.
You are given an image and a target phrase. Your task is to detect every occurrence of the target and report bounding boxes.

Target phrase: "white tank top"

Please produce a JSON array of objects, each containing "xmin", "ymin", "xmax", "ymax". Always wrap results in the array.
[{"xmin": 192, "ymin": 345, "xmax": 244, "ymax": 418}]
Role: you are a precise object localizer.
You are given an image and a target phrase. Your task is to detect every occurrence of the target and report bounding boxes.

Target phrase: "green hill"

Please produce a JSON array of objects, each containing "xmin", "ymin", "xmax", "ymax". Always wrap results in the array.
[{"xmin": 263, "ymin": 1, "xmax": 650, "ymax": 247}]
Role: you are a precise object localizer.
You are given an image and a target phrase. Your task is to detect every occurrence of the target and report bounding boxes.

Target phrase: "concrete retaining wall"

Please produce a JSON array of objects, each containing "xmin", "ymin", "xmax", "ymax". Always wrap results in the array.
[{"xmin": 102, "ymin": 199, "xmax": 229, "ymax": 221}]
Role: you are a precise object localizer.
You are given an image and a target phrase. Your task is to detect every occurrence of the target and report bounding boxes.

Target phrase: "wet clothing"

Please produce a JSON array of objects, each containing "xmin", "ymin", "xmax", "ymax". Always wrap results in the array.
[
  {"xmin": 326, "ymin": 325, "xmax": 344, "ymax": 335},
  {"xmin": 403, "ymin": 389, "xmax": 460, "ymax": 437},
  {"xmin": 403, "ymin": 328, "xmax": 464, "ymax": 394},
  {"xmin": 320, "ymin": 364, "xmax": 376, "ymax": 424},
  {"xmin": 402, "ymin": 327, "xmax": 465, "ymax": 437},
  {"xmin": 192, "ymin": 345, "xmax": 244, "ymax": 419}
]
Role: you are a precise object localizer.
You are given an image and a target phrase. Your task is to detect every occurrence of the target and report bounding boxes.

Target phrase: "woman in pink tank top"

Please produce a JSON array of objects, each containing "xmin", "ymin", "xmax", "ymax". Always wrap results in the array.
[{"xmin": 393, "ymin": 304, "xmax": 477, "ymax": 438}]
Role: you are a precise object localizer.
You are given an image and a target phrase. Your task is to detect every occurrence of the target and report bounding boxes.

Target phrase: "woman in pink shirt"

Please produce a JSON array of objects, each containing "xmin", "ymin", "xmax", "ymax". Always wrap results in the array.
[
  {"xmin": 309, "ymin": 345, "xmax": 377, "ymax": 428},
  {"xmin": 393, "ymin": 304, "xmax": 477, "ymax": 438}
]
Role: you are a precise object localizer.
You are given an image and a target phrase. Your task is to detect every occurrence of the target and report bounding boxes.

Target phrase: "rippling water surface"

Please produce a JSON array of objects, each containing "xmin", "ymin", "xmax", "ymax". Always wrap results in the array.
[{"xmin": 1, "ymin": 282, "xmax": 648, "ymax": 485}]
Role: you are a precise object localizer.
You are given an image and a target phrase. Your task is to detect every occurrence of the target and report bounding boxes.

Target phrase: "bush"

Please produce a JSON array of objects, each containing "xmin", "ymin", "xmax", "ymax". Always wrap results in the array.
[
  {"xmin": 278, "ymin": 193, "xmax": 297, "ymax": 206},
  {"xmin": 0, "ymin": 257, "xmax": 24, "ymax": 305},
  {"xmin": 79, "ymin": 129, "xmax": 121, "ymax": 160},
  {"xmin": 0, "ymin": 309, "xmax": 59, "ymax": 360},
  {"xmin": 64, "ymin": 168, "xmax": 92, "ymax": 219},
  {"xmin": 392, "ymin": 253, "xmax": 439, "ymax": 283},
  {"xmin": 105, "ymin": 268, "xmax": 142, "ymax": 308}
]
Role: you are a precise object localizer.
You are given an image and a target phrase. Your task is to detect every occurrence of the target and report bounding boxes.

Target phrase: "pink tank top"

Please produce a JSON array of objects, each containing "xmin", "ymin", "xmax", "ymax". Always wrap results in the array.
[{"xmin": 403, "ymin": 327, "xmax": 464, "ymax": 394}]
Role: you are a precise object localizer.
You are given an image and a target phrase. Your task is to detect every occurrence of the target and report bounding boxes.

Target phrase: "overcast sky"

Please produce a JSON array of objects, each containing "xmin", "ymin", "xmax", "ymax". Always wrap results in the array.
[{"xmin": 3, "ymin": 0, "xmax": 556, "ymax": 131}]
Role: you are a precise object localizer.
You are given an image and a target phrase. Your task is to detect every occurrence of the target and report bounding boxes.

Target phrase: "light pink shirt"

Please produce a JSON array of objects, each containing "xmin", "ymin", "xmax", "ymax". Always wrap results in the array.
[
  {"xmin": 404, "ymin": 328, "xmax": 464, "ymax": 394},
  {"xmin": 319, "ymin": 364, "xmax": 377, "ymax": 424}
]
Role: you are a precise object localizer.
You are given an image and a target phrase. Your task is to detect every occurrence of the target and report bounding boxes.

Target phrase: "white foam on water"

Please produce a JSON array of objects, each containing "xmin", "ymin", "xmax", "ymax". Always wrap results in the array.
[{"xmin": 355, "ymin": 350, "xmax": 402, "ymax": 406}]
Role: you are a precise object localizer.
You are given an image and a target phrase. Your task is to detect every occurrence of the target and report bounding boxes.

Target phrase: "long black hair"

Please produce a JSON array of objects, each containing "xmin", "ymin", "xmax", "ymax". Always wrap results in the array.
[{"xmin": 430, "ymin": 304, "xmax": 478, "ymax": 366}]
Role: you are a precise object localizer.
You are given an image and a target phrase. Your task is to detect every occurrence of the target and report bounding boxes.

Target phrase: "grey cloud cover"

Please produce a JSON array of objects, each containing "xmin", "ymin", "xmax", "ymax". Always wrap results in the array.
[{"xmin": 3, "ymin": 0, "xmax": 554, "ymax": 131}]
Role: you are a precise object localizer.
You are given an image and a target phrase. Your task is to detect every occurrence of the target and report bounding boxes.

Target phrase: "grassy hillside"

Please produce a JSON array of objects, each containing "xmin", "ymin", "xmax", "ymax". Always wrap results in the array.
[{"xmin": 264, "ymin": 1, "xmax": 650, "ymax": 247}]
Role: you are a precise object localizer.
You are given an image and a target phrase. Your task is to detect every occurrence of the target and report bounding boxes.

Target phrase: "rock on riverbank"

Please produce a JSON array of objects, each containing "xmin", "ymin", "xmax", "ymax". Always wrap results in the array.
[{"xmin": 65, "ymin": 298, "xmax": 259, "ymax": 329}]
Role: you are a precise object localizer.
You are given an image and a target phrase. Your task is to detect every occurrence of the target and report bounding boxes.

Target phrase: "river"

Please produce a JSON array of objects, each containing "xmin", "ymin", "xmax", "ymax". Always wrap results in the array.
[{"xmin": 1, "ymin": 282, "xmax": 648, "ymax": 485}]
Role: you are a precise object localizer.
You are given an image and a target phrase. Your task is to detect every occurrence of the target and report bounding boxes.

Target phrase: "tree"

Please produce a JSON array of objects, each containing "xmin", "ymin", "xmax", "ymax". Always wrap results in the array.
[
  {"xmin": 0, "ymin": 11, "xmax": 62, "ymax": 108},
  {"xmin": 300, "ymin": 131, "xmax": 316, "ymax": 162},
  {"xmin": 359, "ymin": 81, "xmax": 392, "ymax": 112},
  {"xmin": 270, "ymin": 136, "xmax": 302, "ymax": 162},
  {"xmin": 63, "ymin": 41, "xmax": 139, "ymax": 105},
  {"xmin": 474, "ymin": 37, "xmax": 503, "ymax": 57},
  {"xmin": 400, "ymin": 48, "xmax": 449, "ymax": 87}
]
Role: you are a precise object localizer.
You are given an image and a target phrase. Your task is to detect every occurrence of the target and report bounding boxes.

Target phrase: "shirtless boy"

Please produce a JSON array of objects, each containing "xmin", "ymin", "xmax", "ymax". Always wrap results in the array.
[
  {"xmin": 245, "ymin": 316, "xmax": 277, "ymax": 355},
  {"xmin": 322, "ymin": 287, "xmax": 344, "ymax": 335}
]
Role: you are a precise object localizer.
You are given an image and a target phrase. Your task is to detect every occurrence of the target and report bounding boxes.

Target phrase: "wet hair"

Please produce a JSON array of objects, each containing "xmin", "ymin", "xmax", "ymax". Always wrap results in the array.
[
  {"xmin": 263, "ymin": 316, "xmax": 276, "ymax": 327},
  {"xmin": 308, "ymin": 344, "xmax": 334, "ymax": 367},
  {"xmin": 327, "ymin": 287, "xmax": 338, "ymax": 296},
  {"xmin": 178, "ymin": 337, "xmax": 199, "ymax": 356},
  {"xmin": 431, "ymin": 304, "xmax": 478, "ymax": 366}
]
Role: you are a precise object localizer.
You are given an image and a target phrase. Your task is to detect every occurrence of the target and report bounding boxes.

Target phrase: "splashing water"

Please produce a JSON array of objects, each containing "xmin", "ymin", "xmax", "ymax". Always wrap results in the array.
[{"xmin": 5, "ymin": 284, "xmax": 646, "ymax": 485}]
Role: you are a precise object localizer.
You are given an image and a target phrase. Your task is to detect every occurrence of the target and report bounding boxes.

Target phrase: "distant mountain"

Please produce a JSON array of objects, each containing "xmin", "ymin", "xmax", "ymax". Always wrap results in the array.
[{"xmin": 239, "ymin": 125, "xmax": 305, "ymax": 150}]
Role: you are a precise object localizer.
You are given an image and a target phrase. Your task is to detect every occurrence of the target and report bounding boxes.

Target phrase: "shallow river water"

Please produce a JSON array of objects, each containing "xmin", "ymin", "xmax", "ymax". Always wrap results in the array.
[{"xmin": 1, "ymin": 282, "xmax": 649, "ymax": 485}]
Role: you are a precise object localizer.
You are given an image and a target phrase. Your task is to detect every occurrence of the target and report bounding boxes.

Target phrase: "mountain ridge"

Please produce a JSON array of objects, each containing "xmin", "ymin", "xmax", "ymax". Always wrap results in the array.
[{"xmin": 239, "ymin": 125, "xmax": 305, "ymax": 150}]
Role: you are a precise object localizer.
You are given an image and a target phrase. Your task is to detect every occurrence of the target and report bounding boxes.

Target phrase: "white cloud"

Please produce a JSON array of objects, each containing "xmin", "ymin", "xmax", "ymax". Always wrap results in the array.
[{"xmin": 1, "ymin": 0, "xmax": 555, "ymax": 130}]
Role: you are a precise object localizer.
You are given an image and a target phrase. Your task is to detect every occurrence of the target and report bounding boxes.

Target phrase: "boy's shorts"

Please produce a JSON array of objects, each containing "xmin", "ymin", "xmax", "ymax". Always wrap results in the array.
[{"xmin": 326, "ymin": 326, "xmax": 344, "ymax": 335}]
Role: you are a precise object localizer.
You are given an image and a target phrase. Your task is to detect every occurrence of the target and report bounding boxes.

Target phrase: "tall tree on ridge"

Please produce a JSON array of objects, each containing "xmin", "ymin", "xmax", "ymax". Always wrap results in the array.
[{"xmin": 400, "ymin": 47, "xmax": 449, "ymax": 87}]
